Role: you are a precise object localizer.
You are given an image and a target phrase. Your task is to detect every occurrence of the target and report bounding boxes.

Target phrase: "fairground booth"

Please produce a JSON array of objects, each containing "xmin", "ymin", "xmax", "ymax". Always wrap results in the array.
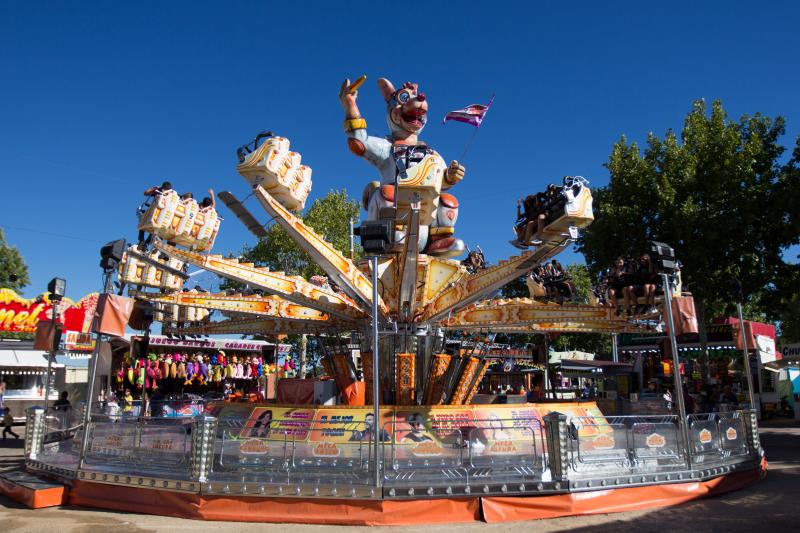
[
  {"xmin": 0, "ymin": 288, "xmax": 97, "ymax": 420},
  {"xmin": 618, "ymin": 317, "xmax": 781, "ymax": 417},
  {"xmin": 106, "ymin": 334, "xmax": 291, "ymax": 413}
]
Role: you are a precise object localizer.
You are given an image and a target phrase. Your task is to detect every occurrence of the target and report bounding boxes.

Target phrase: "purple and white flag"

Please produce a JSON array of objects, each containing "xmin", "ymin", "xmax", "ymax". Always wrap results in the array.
[{"xmin": 442, "ymin": 94, "xmax": 495, "ymax": 127}]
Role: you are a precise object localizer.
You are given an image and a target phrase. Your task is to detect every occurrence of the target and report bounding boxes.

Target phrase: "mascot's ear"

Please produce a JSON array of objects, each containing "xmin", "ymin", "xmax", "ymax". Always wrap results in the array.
[{"xmin": 377, "ymin": 78, "xmax": 395, "ymax": 102}]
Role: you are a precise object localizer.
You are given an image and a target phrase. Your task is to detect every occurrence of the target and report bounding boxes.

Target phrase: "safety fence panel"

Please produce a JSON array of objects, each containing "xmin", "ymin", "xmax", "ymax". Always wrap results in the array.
[
  {"xmin": 39, "ymin": 411, "xmax": 82, "ymax": 469},
  {"xmin": 214, "ymin": 417, "xmax": 375, "ymax": 475},
  {"xmin": 688, "ymin": 415, "xmax": 722, "ymax": 462},
  {"xmin": 569, "ymin": 417, "xmax": 630, "ymax": 468},
  {"xmin": 716, "ymin": 412, "xmax": 748, "ymax": 457},
  {"xmin": 629, "ymin": 416, "xmax": 683, "ymax": 465},
  {"xmin": 382, "ymin": 421, "xmax": 465, "ymax": 470},
  {"xmin": 83, "ymin": 416, "xmax": 192, "ymax": 474},
  {"xmin": 467, "ymin": 418, "xmax": 546, "ymax": 472}
]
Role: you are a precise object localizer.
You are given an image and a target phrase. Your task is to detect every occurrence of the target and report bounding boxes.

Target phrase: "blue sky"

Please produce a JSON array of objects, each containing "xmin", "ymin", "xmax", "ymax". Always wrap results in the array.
[{"xmin": 1, "ymin": 1, "xmax": 799, "ymax": 300}]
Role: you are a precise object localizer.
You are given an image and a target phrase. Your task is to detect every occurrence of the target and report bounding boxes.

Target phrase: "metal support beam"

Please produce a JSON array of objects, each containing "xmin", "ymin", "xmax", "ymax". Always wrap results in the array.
[
  {"xmin": 612, "ymin": 333, "xmax": 619, "ymax": 363},
  {"xmin": 661, "ymin": 273, "xmax": 691, "ymax": 469},
  {"xmin": 78, "ymin": 269, "xmax": 114, "ymax": 470},
  {"xmin": 371, "ymin": 256, "xmax": 381, "ymax": 489},
  {"xmin": 736, "ymin": 302, "xmax": 757, "ymax": 412}
]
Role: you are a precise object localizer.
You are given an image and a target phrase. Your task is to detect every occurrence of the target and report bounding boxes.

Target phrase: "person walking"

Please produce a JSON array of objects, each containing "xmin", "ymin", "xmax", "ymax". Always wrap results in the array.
[
  {"xmin": 2, "ymin": 407, "xmax": 19, "ymax": 440},
  {"xmin": 52, "ymin": 391, "xmax": 72, "ymax": 431}
]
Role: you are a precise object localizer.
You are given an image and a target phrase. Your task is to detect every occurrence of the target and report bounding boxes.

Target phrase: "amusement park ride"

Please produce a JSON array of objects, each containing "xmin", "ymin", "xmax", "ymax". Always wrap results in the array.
[
  {"xmin": 120, "ymin": 75, "xmax": 661, "ymax": 407},
  {"xmin": 16, "ymin": 76, "xmax": 764, "ymax": 524}
]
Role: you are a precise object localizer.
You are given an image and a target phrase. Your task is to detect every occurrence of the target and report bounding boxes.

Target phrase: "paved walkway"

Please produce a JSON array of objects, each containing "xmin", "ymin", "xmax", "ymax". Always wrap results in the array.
[{"xmin": 1, "ymin": 420, "xmax": 798, "ymax": 532}]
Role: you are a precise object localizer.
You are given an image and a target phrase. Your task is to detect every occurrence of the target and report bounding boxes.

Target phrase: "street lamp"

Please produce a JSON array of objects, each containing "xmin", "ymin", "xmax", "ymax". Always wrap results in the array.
[
  {"xmin": 79, "ymin": 238, "xmax": 126, "ymax": 470},
  {"xmin": 650, "ymin": 241, "xmax": 692, "ymax": 468},
  {"xmin": 357, "ymin": 220, "xmax": 392, "ymax": 488}
]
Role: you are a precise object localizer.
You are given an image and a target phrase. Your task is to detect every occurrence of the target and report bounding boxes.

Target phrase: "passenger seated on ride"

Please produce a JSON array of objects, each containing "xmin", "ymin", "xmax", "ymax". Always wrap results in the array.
[
  {"xmin": 510, "ymin": 195, "xmax": 544, "ymax": 249},
  {"xmin": 200, "ymin": 188, "xmax": 216, "ymax": 210},
  {"xmin": 137, "ymin": 181, "xmax": 173, "ymax": 250},
  {"xmin": 606, "ymin": 256, "xmax": 630, "ymax": 315},
  {"xmin": 538, "ymin": 260, "xmax": 573, "ymax": 304},
  {"xmin": 623, "ymin": 253, "xmax": 657, "ymax": 316},
  {"xmin": 461, "ymin": 245, "xmax": 486, "ymax": 273}
]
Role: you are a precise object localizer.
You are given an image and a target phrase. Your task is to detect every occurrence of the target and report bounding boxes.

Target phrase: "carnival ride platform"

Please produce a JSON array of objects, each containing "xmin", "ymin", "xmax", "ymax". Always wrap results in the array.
[{"xmin": 18, "ymin": 404, "xmax": 766, "ymax": 524}]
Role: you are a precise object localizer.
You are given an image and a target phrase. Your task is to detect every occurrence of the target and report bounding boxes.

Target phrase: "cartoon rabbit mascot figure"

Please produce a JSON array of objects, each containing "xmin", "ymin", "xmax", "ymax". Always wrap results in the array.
[{"xmin": 339, "ymin": 76, "xmax": 466, "ymax": 257}]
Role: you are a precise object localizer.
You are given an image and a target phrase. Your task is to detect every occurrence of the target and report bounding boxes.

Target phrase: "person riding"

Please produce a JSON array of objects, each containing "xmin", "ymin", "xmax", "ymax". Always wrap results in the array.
[
  {"xmin": 137, "ymin": 181, "xmax": 173, "ymax": 250},
  {"xmin": 511, "ymin": 195, "xmax": 544, "ymax": 249},
  {"xmin": 637, "ymin": 254, "xmax": 658, "ymax": 313},
  {"xmin": 606, "ymin": 256, "xmax": 629, "ymax": 315},
  {"xmin": 200, "ymin": 188, "xmax": 216, "ymax": 211},
  {"xmin": 624, "ymin": 253, "xmax": 657, "ymax": 316}
]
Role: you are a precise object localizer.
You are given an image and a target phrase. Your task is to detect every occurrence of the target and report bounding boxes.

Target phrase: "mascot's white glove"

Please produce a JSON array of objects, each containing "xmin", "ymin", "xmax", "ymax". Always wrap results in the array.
[{"xmin": 445, "ymin": 160, "xmax": 465, "ymax": 186}]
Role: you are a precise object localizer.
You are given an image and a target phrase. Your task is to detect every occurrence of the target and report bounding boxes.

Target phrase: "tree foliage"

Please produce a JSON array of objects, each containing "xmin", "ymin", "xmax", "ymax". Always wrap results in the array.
[
  {"xmin": 578, "ymin": 100, "xmax": 800, "ymax": 334},
  {"xmin": 0, "ymin": 228, "xmax": 30, "ymax": 292},
  {"xmin": 236, "ymin": 189, "xmax": 361, "ymax": 280}
]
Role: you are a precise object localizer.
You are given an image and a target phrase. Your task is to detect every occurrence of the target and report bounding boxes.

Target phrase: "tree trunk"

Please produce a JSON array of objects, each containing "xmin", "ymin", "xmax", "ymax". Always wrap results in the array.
[{"xmin": 299, "ymin": 333, "xmax": 308, "ymax": 379}]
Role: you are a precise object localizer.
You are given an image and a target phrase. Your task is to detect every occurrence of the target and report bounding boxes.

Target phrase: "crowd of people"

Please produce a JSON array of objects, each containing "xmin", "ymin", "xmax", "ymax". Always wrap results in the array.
[{"xmin": 595, "ymin": 254, "xmax": 659, "ymax": 316}]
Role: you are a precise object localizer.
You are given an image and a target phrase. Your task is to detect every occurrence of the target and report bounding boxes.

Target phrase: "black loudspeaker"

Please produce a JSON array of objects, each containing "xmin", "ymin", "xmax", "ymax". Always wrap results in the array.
[
  {"xmin": 649, "ymin": 241, "xmax": 677, "ymax": 272},
  {"xmin": 100, "ymin": 239, "xmax": 127, "ymax": 270},
  {"xmin": 128, "ymin": 300, "xmax": 155, "ymax": 331},
  {"xmin": 358, "ymin": 220, "xmax": 393, "ymax": 254},
  {"xmin": 133, "ymin": 335, "xmax": 150, "ymax": 359}
]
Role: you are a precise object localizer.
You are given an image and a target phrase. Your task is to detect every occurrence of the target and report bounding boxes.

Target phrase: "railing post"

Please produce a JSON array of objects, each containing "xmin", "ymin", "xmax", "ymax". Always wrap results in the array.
[
  {"xmin": 743, "ymin": 410, "xmax": 762, "ymax": 458},
  {"xmin": 191, "ymin": 416, "xmax": 218, "ymax": 483},
  {"xmin": 25, "ymin": 407, "xmax": 46, "ymax": 461},
  {"xmin": 543, "ymin": 412, "xmax": 569, "ymax": 483}
]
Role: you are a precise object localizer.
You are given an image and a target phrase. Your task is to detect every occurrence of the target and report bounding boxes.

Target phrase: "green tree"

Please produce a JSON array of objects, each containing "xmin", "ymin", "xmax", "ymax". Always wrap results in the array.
[
  {"xmin": 230, "ymin": 189, "xmax": 362, "ymax": 375},
  {"xmin": 578, "ymin": 100, "xmax": 800, "ymax": 329},
  {"xmin": 238, "ymin": 189, "xmax": 361, "ymax": 280},
  {"xmin": 0, "ymin": 228, "xmax": 30, "ymax": 292}
]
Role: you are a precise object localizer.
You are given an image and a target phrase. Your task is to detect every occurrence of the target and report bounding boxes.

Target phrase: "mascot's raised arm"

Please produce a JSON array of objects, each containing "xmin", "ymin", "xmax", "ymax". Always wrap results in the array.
[{"xmin": 339, "ymin": 76, "xmax": 466, "ymax": 257}]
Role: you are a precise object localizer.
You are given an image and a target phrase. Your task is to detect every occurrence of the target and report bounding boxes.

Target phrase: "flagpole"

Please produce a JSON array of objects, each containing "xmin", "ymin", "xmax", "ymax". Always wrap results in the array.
[{"xmin": 458, "ymin": 126, "xmax": 481, "ymax": 163}]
